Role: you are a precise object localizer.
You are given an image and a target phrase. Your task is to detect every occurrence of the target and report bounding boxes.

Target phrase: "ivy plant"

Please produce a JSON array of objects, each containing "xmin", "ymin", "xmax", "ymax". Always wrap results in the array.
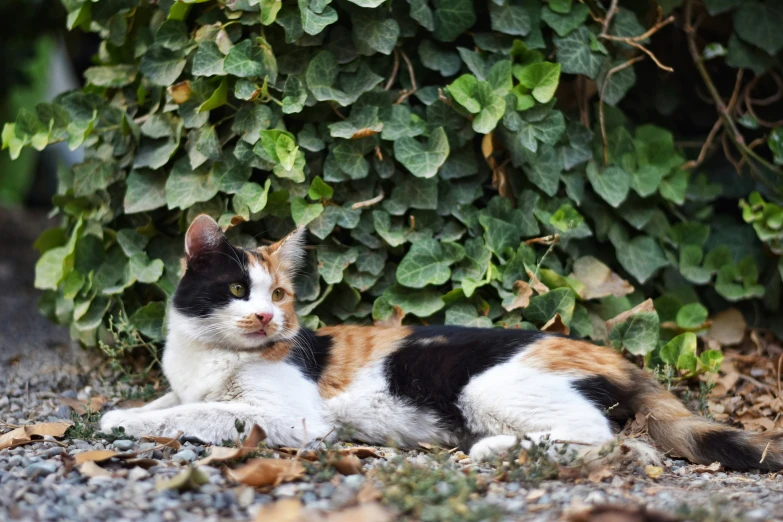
[{"xmin": 6, "ymin": 0, "xmax": 783, "ymax": 372}]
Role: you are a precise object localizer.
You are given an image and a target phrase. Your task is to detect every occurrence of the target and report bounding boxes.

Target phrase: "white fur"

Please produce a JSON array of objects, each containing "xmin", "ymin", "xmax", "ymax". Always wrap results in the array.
[
  {"xmin": 459, "ymin": 352, "xmax": 614, "ymax": 458},
  {"xmin": 469, "ymin": 435, "xmax": 520, "ymax": 461}
]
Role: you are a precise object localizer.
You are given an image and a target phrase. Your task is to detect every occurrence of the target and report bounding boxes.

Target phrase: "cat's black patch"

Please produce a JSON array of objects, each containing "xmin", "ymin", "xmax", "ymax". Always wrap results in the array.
[
  {"xmin": 384, "ymin": 326, "xmax": 547, "ymax": 431},
  {"xmin": 287, "ymin": 328, "xmax": 333, "ymax": 382},
  {"xmin": 173, "ymin": 242, "xmax": 251, "ymax": 317},
  {"xmin": 572, "ymin": 376, "xmax": 632, "ymax": 425}
]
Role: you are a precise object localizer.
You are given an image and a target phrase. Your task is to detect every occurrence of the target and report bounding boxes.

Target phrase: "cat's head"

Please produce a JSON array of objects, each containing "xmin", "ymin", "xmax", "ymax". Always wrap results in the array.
[{"xmin": 170, "ymin": 214, "xmax": 306, "ymax": 351}]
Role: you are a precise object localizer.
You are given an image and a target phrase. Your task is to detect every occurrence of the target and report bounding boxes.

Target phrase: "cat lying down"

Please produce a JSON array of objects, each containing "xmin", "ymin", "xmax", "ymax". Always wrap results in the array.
[{"xmin": 101, "ymin": 215, "xmax": 781, "ymax": 470}]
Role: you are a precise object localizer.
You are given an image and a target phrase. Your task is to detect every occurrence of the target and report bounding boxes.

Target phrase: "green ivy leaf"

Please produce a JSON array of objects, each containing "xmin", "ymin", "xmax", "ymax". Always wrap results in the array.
[
  {"xmin": 140, "ymin": 45, "xmax": 186, "ymax": 86},
  {"xmin": 130, "ymin": 253, "xmax": 165, "ymax": 284},
  {"xmin": 445, "ymin": 302, "xmax": 493, "ymax": 327},
  {"xmin": 318, "ymin": 246, "xmax": 358, "ymax": 284},
  {"xmin": 84, "ymin": 65, "xmax": 137, "ymax": 87},
  {"xmin": 165, "ymin": 158, "xmax": 219, "ymax": 210},
  {"xmin": 192, "ymin": 42, "xmax": 226, "ymax": 77},
  {"xmin": 433, "ymin": 0, "xmax": 475, "ymax": 42},
  {"xmin": 129, "ymin": 301, "xmax": 167, "ymax": 340},
  {"xmin": 676, "ymin": 303, "xmax": 709, "ymax": 329},
  {"xmin": 541, "ymin": 3, "xmax": 590, "ymax": 37},
  {"xmin": 383, "ymin": 284, "xmax": 445, "ymax": 317},
  {"xmin": 397, "ymin": 239, "xmax": 465, "ymax": 288},
  {"xmin": 125, "ymin": 170, "xmax": 167, "ymax": 214},
  {"xmin": 525, "ymin": 288, "xmax": 576, "ymax": 326},
  {"xmin": 393, "ymin": 127, "xmax": 450, "ymax": 178},
  {"xmin": 353, "ymin": 12, "xmax": 400, "ymax": 55},
  {"xmin": 489, "ymin": 2, "xmax": 530, "ymax": 36},
  {"xmin": 586, "ymin": 162, "xmax": 630, "ymax": 208},
  {"xmin": 291, "ymin": 197, "xmax": 324, "ymax": 227},
  {"xmin": 515, "ymin": 62, "xmax": 561, "ymax": 103},
  {"xmin": 660, "ymin": 332, "xmax": 697, "ymax": 372},
  {"xmin": 553, "ymin": 26, "xmax": 605, "ymax": 79},
  {"xmin": 609, "ymin": 310, "xmax": 660, "ymax": 356},
  {"xmin": 233, "ymin": 179, "xmax": 272, "ymax": 219},
  {"xmin": 733, "ymin": 1, "xmax": 783, "ymax": 56},
  {"xmin": 329, "ymin": 106, "xmax": 383, "ymax": 140}
]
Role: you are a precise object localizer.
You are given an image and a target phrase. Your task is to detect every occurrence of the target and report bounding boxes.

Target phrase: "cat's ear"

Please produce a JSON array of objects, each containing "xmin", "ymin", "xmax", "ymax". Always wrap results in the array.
[
  {"xmin": 185, "ymin": 214, "xmax": 225, "ymax": 259},
  {"xmin": 266, "ymin": 226, "xmax": 307, "ymax": 269}
]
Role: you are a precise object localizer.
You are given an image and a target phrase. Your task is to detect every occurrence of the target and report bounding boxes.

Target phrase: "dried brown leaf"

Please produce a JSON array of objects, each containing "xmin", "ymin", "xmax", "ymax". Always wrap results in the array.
[
  {"xmin": 587, "ymin": 466, "xmax": 613, "ymax": 483},
  {"xmin": 325, "ymin": 503, "xmax": 394, "ymax": 522},
  {"xmin": 0, "ymin": 421, "xmax": 72, "ymax": 450},
  {"xmin": 329, "ymin": 454, "xmax": 363, "ymax": 476},
  {"xmin": 542, "ymin": 313, "xmax": 570, "ymax": 335},
  {"xmin": 351, "ymin": 128, "xmax": 380, "ymax": 139},
  {"xmin": 525, "ymin": 269, "xmax": 549, "ymax": 294},
  {"xmin": 226, "ymin": 458, "xmax": 305, "ymax": 487},
  {"xmin": 242, "ymin": 424, "xmax": 267, "ymax": 449},
  {"xmin": 142, "ymin": 433, "xmax": 182, "ymax": 450},
  {"xmin": 124, "ymin": 458, "xmax": 159, "ymax": 469},
  {"xmin": 168, "ymin": 81, "xmax": 192, "ymax": 104},
  {"xmin": 254, "ymin": 499, "xmax": 304, "ymax": 522},
  {"xmin": 356, "ymin": 483, "xmax": 382, "ymax": 504},
  {"xmin": 60, "ymin": 396, "xmax": 105, "ymax": 415},
  {"xmin": 78, "ymin": 461, "xmax": 113, "ymax": 478},
  {"xmin": 570, "ymin": 256, "xmax": 634, "ymax": 300},
  {"xmin": 708, "ymin": 308, "xmax": 746, "ymax": 346},
  {"xmin": 605, "ymin": 299, "xmax": 655, "ymax": 334},
  {"xmin": 503, "ymin": 280, "xmax": 534, "ymax": 311},
  {"xmin": 74, "ymin": 450, "xmax": 119, "ymax": 465}
]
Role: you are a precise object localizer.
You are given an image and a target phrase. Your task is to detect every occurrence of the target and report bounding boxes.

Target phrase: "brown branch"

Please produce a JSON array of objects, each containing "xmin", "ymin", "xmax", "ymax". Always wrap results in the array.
[
  {"xmin": 682, "ymin": 69, "xmax": 743, "ymax": 170},
  {"xmin": 685, "ymin": 0, "xmax": 780, "ymax": 175},
  {"xmin": 600, "ymin": 56, "xmax": 645, "ymax": 165},
  {"xmin": 393, "ymin": 50, "xmax": 418, "ymax": 105},
  {"xmin": 602, "ymin": 15, "xmax": 675, "ymax": 43},
  {"xmin": 328, "ymin": 102, "xmax": 346, "ymax": 120},
  {"xmin": 385, "ymin": 48, "xmax": 400, "ymax": 91},
  {"xmin": 351, "ymin": 190, "xmax": 385, "ymax": 210},
  {"xmin": 747, "ymin": 71, "xmax": 783, "ymax": 106},
  {"xmin": 625, "ymin": 39, "xmax": 673, "ymax": 72},
  {"xmin": 599, "ymin": 0, "xmax": 619, "ymax": 37},
  {"xmin": 722, "ymin": 132, "xmax": 741, "ymax": 173},
  {"xmin": 743, "ymin": 78, "xmax": 783, "ymax": 128}
]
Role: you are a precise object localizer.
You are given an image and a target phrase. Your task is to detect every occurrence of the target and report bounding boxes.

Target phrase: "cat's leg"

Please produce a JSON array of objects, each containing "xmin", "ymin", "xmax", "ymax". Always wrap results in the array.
[
  {"xmin": 100, "ymin": 392, "xmax": 181, "ymax": 435},
  {"xmin": 99, "ymin": 401, "xmax": 332, "ymax": 447},
  {"xmin": 460, "ymin": 364, "xmax": 615, "ymax": 461}
]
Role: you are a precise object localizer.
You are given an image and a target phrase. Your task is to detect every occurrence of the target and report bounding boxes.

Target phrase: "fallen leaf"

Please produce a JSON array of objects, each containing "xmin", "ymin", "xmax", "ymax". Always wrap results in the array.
[
  {"xmin": 605, "ymin": 299, "xmax": 655, "ymax": 334},
  {"xmin": 526, "ymin": 488, "xmax": 546, "ymax": 502},
  {"xmin": 374, "ymin": 305, "xmax": 404, "ymax": 328},
  {"xmin": 329, "ymin": 454, "xmax": 363, "ymax": 476},
  {"xmin": 254, "ymin": 499, "xmax": 303, "ymax": 522},
  {"xmin": 356, "ymin": 482, "xmax": 382, "ymax": 503},
  {"xmin": 60, "ymin": 396, "xmax": 105, "ymax": 415},
  {"xmin": 525, "ymin": 270, "xmax": 549, "ymax": 294},
  {"xmin": 278, "ymin": 446, "xmax": 380, "ymax": 461},
  {"xmin": 567, "ymin": 504, "xmax": 679, "ymax": 522},
  {"xmin": 226, "ymin": 458, "xmax": 305, "ymax": 487},
  {"xmin": 542, "ymin": 313, "xmax": 570, "ymax": 335},
  {"xmin": 325, "ymin": 502, "xmax": 394, "ymax": 522},
  {"xmin": 708, "ymin": 308, "xmax": 746, "ymax": 346},
  {"xmin": 644, "ymin": 465, "xmax": 663, "ymax": 479},
  {"xmin": 503, "ymin": 280, "xmax": 534, "ymax": 311},
  {"xmin": 78, "ymin": 461, "xmax": 113, "ymax": 478},
  {"xmin": 124, "ymin": 458, "xmax": 159, "ymax": 469},
  {"xmin": 0, "ymin": 421, "xmax": 72, "ymax": 450},
  {"xmin": 242, "ymin": 424, "xmax": 267, "ymax": 448},
  {"xmin": 115, "ymin": 399, "xmax": 149, "ymax": 409},
  {"xmin": 168, "ymin": 81, "xmax": 192, "ymax": 104},
  {"xmin": 156, "ymin": 466, "xmax": 210, "ymax": 491},
  {"xmin": 587, "ymin": 466, "xmax": 613, "ymax": 483},
  {"xmin": 688, "ymin": 462, "xmax": 723, "ymax": 473},
  {"xmin": 417, "ymin": 442, "xmax": 433, "ymax": 450},
  {"xmin": 570, "ymin": 256, "xmax": 634, "ymax": 300},
  {"xmin": 74, "ymin": 450, "xmax": 119, "ymax": 465},
  {"xmin": 142, "ymin": 433, "xmax": 182, "ymax": 450}
]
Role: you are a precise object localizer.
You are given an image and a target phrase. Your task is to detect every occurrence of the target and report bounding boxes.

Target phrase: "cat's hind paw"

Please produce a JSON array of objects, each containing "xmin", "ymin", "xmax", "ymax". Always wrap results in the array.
[{"xmin": 468, "ymin": 435, "xmax": 520, "ymax": 462}]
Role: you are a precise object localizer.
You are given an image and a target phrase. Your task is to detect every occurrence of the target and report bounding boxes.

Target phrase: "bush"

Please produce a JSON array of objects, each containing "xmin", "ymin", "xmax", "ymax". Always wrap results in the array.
[{"xmin": 6, "ymin": 0, "xmax": 783, "ymax": 374}]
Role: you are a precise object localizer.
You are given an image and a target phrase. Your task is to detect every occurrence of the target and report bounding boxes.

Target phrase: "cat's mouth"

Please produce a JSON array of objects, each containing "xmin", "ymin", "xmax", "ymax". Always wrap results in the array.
[{"xmin": 245, "ymin": 328, "xmax": 268, "ymax": 337}]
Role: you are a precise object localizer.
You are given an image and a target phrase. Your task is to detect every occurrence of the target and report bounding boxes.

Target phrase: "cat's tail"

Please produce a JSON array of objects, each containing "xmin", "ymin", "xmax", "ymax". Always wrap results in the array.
[{"xmin": 628, "ymin": 367, "xmax": 783, "ymax": 471}]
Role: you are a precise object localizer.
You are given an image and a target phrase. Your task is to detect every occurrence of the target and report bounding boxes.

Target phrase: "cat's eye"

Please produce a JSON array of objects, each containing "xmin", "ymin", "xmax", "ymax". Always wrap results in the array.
[
  {"xmin": 272, "ymin": 288, "xmax": 285, "ymax": 302},
  {"xmin": 229, "ymin": 283, "xmax": 246, "ymax": 298}
]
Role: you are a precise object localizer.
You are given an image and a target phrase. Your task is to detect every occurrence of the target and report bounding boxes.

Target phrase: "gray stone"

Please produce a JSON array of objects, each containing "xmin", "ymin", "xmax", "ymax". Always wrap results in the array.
[
  {"xmin": 27, "ymin": 461, "xmax": 57, "ymax": 478},
  {"xmin": 42, "ymin": 447, "xmax": 62, "ymax": 458},
  {"xmin": 172, "ymin": 449, "xmax": 197, "ymax": 462},
  {"xmin": 55, "ymin": 406, "xmax": 71, "ymax": 419},
  {"xmin": 113, "ymin": 440, "xmax": 135, "ymax": 451}
]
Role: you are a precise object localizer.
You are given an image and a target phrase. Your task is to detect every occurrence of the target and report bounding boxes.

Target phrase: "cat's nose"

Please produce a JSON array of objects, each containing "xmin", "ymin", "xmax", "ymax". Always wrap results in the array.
[{"xmin": 255, "ymin": 312, "xmax": 273, "ymax": 326}]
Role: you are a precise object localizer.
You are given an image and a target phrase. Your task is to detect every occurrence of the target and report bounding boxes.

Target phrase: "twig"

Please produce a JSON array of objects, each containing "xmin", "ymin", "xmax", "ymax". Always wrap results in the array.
[
  {"xmin": 394, "ymin": 50, "xmax": 417, "ymax": 105},
  {"xmin": 722, "ymin": 132, "xmax": 741, "ymax": 173},
  {"xmin": 599, "ymin": 0, "xmax": 619, "ymax": 37},
  {"xmin": 743, "ymin": 82, "xmax": 783, "ymax": 128},
  {"xmin": 351, "ymin": 190, "xmax": 385, "ymax": 210},
  {"xmin": 746, "ymin": 71, "xmax": 783, "ymax": 106},
  {"xmin": 524, "ymin": 234, "xmax": 559, "ymax": 246},
  {"xmin": 328, "ymin": 102, "xmax": 346, "ymax": 120},
  {"xmin": 760, "ymin": 441, "xmax": 772, "ymax": 464},
  {"xmin": 601, "ymin": 15, "xmax": 675, "ymax": 43},
  {"xmin": 600, "ymin": 56, "xmax": 645, "ymax": 165},
  {"xmin": 738, "ymin": 374, "xmax": 776, "ymax": 393},
  {"xmin": 625, "ymin": 39, "xmax": 673, "ymax": 72},
  {"xmin": 385, "ymin": 48, "xmax": 400, "ymax": 91},
  {"xmin": 685, "ymin": 0, "xmax": 781, "ymax": 175}
]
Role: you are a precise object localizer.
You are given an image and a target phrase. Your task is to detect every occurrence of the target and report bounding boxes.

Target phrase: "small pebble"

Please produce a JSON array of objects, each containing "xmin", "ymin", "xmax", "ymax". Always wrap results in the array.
[
  {"xmin": 27, "ymin": 461, "xmax": 57, "ymax": 478},
  {"xmin": 113, "ymin": 440, "xmax": 135, "ymax": 451},
  {"xmin": 172, "ymin": 449, "xmax": 197, "ymax": 462}
]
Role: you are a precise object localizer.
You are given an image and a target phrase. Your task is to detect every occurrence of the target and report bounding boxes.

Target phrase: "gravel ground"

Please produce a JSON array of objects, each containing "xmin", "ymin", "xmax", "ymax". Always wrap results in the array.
[{"xmin": 3, "ymin": 208, "xmax": 783, "ymax": 522}]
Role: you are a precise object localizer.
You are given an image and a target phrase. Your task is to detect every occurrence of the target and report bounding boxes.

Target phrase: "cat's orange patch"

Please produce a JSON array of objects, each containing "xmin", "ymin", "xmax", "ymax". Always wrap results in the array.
[
  {"xmin": 521, "ymin": 337, "xmax": 633, "ymax": 387},
  {"xmin": 316, "ymin": 326, "xmax": 411, "ymax": 398}
]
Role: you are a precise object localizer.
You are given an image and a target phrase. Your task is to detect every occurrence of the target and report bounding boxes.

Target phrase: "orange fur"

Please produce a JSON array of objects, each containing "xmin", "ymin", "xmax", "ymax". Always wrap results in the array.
[
  {"xmin": 315, "ymin": 326, "xmax": 411, "ymax": 398},
  {"xmin": 520, "ymin": 337, "xmax": 633, "ymax": 387}
]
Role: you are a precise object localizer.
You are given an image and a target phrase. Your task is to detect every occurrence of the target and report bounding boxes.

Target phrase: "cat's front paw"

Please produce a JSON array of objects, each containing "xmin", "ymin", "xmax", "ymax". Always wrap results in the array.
[{"xmin": 100, "ymin": 410, "xmax": 147, "ymax": 438}]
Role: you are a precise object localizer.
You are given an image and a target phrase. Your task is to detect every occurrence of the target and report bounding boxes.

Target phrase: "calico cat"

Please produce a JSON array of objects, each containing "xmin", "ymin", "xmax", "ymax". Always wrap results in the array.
[{"xmin": 101, "ymin": 214, "xmax": 782, "ymax": 470}]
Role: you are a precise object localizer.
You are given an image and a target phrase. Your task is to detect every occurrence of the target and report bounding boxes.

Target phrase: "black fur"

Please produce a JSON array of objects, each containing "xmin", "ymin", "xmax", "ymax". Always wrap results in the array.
[
  {"xmin": 287, "ymin": 328, "xmax": 333, "ymax": 383},
  {"xmin": 173, "ymin": 242, "xmax": 251, "ymax": 318},
  {"xmin": 692, "ymin": 429, "xmax": 778, "ymax": 471},
  {"xmin": 384, "ymin": 326, "xmax": 547, "ymax": 431},
  {"xmin": 572, "ymin": 375, "xmax": 633, "ymax": 425}
]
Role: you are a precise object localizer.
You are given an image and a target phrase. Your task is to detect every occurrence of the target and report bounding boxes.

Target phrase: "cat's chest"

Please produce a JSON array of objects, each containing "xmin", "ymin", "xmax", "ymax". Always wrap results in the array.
[{"xmin": 162, "ymin": 344, "xmax": 242, "ymax": 403}]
